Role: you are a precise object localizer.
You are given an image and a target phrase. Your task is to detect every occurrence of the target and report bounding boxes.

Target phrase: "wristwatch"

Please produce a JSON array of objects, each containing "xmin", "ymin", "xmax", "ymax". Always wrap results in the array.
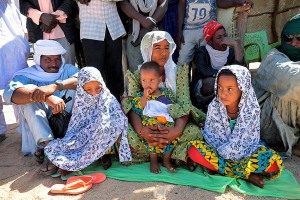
[{"xmin": 55, "ymin": 80, "xmax": 64, "ymax": 91}]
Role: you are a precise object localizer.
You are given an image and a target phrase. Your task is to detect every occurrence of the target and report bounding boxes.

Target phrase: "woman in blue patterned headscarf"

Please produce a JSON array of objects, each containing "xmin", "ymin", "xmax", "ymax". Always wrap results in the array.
[{"xmin": 45, "ymin": 67, "xmax": 131, "ymax": 174}]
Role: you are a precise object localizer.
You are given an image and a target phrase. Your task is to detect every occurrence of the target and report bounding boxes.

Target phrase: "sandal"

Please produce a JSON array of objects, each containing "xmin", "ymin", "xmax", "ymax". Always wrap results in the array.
[
  {"xmin": 0, "ymin": 134, "xmax": 6, "ymax": 143},
  {"xmin": 34, "ymin": 149, "xmax": 44, "ymax": 164},
  {"xmin": 40, "ymin": 157, "xmax": 58, "ymax": 176}
]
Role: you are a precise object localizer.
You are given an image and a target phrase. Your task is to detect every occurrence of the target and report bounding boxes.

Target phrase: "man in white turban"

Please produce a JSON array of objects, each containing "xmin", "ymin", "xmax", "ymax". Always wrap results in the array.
[{"xmin": 3, "ymin": 40, "xmax": 79, "ymax": 174}]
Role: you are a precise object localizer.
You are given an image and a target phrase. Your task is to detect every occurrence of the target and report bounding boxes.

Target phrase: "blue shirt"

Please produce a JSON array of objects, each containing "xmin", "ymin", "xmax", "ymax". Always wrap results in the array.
[
  {"xmin": 184, "ymin": 0, "xmax": 216, "ymax": 30},
  {"xmin": 3, "ymin": 64, "xmax": 79, "ymax": 104}
]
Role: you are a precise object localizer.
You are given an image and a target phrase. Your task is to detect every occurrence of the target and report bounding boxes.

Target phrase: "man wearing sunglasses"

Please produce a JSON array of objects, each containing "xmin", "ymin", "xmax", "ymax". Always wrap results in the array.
[{"xmin": 252, "ymin": 13, "xmax": 300, "ymax": 158}]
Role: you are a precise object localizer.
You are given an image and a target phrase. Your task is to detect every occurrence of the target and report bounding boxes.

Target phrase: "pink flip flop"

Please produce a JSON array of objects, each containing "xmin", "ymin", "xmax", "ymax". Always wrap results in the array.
[
  {"xmin": 50, "ymin": 178, "xmax": 93, "ymax": 195},
  {"xmin": 66, "ymin": 172, "xmax": 106, "ymax": 184}
]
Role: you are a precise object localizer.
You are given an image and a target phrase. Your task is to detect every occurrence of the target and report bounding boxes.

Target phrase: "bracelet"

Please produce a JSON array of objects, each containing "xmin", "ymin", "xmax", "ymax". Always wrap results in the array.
[{"xmin": 138, "ymin": 126, "xmax": 144, "ymax": 135}]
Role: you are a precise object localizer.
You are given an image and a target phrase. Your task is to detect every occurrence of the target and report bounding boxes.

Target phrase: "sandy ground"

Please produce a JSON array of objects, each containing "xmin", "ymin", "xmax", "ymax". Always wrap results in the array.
[{"xmin": 0, "ymin": 91, "xmax": 299, "ymax": 200}]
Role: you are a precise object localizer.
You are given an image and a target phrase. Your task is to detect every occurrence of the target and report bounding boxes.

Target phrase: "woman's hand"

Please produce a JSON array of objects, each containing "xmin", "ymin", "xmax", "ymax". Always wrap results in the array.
[
  {"xmin": 140, "ymin": 125, "xmax": 169, "ymax": 148},
  {"xmin": 157, "ymin": 126, "xmax": 182, "ymax": 145}
]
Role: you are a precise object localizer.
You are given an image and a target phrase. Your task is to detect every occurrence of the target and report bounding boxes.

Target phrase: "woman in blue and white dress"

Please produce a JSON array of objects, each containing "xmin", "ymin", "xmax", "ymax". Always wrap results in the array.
[{"xmin": 45, "ymin": 67, "xmax": 132, "ymax": 174}]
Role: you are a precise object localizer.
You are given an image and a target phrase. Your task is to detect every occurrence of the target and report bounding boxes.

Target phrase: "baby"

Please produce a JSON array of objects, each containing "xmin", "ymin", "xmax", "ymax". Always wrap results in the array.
[{"xmin": 132, "ymin": 61, "xmax": 177, "ymax": 173}]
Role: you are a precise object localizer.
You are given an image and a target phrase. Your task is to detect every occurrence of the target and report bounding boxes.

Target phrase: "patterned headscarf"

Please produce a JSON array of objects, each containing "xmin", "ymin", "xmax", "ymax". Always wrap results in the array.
[
  {"xmin": 203, "ymin": 65, "xmax": 261, "ymax": 161},
  {"xmin": 203, "ymin": 20, "xmax": 224, "ymax": 42},
  {"xmin": 278, "ymin": 13, "xmax": 300, "ymax": 61},
  {"xmin": 45, "ymin": 67, "xmax": 131, "ymax": 171},
  {"xmin": 140, "ymin": 31, "xmax": 177, "ymax": 96}
]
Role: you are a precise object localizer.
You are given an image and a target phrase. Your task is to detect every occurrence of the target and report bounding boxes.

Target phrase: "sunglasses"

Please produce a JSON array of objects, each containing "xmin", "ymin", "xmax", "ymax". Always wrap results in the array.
[{"xmin": 282, "ymin": 34, "xmax": 300, "ymax": 42}]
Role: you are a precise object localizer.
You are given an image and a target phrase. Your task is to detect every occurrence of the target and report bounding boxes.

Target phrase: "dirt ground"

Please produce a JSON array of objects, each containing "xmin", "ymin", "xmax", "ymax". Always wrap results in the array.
[{"xmin": 0, "ymin": 92, "xmax": 299, "ymax": 200}]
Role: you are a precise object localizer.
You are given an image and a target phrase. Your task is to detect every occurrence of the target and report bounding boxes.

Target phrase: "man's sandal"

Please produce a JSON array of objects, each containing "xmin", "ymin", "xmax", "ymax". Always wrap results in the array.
[
  {"xmin": 40, "ymin": 157, "xmax": 58, "ymax": 176},
  {"xmin": 34, "ymin": 149, "xmax": 44, "ymax": 164}
]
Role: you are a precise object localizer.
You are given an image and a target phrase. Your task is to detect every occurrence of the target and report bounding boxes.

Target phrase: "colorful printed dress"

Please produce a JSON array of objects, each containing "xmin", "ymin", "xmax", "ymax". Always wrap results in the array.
[
  {"xmin": 188, "ymin": 65, "xmax": 283, "ymax": 180},
  {"xmin": 132, "ymin": 88, "xmax": 177, "ymax": 154}
]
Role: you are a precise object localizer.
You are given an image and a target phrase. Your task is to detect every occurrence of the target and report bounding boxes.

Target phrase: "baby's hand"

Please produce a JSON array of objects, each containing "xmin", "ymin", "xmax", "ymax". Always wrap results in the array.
[{"xmin": 143, "ymin": 88, "xmax": 151, "ymax": 98}]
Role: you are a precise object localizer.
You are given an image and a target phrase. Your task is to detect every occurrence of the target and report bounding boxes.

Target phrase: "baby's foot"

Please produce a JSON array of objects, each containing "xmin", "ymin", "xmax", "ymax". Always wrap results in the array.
[
  {"xmin": 150, "ymin": 160, "xmax": 161, "ymax": 173},
  {"xmin": 150, "ymin": 154, "xmax": 161, "ymax": 173},
  {"xmin": 163, "ymin": 159, "xmax": 176, "ymax": 172},
  {"xmin": 246, "ymin": 173, "xmax": 264, "ymax": 188}
]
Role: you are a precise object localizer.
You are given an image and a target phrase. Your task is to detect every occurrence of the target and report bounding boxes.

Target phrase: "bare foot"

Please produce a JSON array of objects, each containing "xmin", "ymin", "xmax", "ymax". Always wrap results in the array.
[
  {"xmin": 150, "ymin": 154, "xmax": 161, "ymax": 174},
  {"xmin": 292, "ymin": 142, "xmax": 300, "ymax": 157},
  {"xmin": 100, "ymin": 154, "xmax": 112, "ymax": 170},
  {"xmin": 246, "ymin": 173, "xmax": 264, "ymax": 188},
  {"xmin": 187, "ymin": 158, "xmax": 197, "ymax": 172},
  {"xmin": 163, "ymin": 152, "xmax": 176, "ymax": 172},
  {"xmin": 59, "ymin": 168, "xmax": 72, "ymax": 176},
  {"xmin": 206, "ymin": 168, "xmax": 218, "ymax": 175}
]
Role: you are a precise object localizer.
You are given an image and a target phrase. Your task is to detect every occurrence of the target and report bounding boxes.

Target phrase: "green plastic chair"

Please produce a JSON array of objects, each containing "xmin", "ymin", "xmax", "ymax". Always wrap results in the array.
[{"xmin": 244, "ymin": 30, "xmax": 270, "ymax": 65}]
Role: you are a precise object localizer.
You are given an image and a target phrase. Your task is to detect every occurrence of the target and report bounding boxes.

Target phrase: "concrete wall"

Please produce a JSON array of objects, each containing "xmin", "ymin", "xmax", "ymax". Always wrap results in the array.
[{"xmin": 247, "ymin": 0, "xmax": 300, "ymax": 43}]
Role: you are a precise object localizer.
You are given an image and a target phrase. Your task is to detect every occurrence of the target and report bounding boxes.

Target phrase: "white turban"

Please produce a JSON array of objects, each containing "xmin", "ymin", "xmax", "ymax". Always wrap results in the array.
[
  {"xmin": 13, "ymin": 40, "xmax": 67, "ymax": 82},
  {"xmin": 33, "ymin": 40, "xmax": 66, "ymax": 67}
]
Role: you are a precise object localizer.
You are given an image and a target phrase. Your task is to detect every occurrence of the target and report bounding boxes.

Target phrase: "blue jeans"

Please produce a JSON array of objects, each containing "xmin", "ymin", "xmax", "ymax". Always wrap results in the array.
[{"xmin": 177, "ymin": 28, "xmax": 206, "ymax": 66}]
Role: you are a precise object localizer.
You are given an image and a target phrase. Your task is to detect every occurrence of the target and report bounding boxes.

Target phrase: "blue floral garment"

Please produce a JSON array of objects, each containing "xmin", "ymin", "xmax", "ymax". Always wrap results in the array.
[{"xmin": 45, "ymin": 67, "xmax": 131, "ymax": 171}]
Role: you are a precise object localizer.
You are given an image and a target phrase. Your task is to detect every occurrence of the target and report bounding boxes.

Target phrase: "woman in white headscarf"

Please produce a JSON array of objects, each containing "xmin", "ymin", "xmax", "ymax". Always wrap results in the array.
[
  {"xmin": 45, "ymin": 67, "xmax": 131, "ymax": 173},
  {"xmin": 188, "ymin": 65, "xmax": 283, "ymax": 188},
  {"xmin": 122, "ymin": 31, "xmax": 205, "ymax": 168}
]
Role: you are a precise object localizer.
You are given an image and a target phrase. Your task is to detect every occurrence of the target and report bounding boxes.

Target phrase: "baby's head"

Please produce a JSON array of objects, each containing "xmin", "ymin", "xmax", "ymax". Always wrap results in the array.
[
  {"xmin": 140, "ymin": 61, "xmax": 162, "ymax": 94},
  {"xmin": 217, "ymin": 69, "xmax": 242, "ymax": 106},
  {"xmin": 83, "ymin": 80, "xmax": 102, "ymax": 96}
]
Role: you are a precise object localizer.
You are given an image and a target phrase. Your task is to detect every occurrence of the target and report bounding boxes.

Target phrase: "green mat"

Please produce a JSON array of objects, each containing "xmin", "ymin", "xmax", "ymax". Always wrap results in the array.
[{"xmin": 56, "ymin": 162, "xmax": 300, "ymax": 199}]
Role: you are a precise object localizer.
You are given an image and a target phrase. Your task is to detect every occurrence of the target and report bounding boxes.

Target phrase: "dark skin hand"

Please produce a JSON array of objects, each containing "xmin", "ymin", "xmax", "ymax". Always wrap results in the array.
[
  {"xmin": 39, "ymin": 13, "xmax": 58, "ymax": 29},
  {"xmin": 46, "ymin": 95, "xmax": 66, "ymax": 114},
  {"xmin": 77, "ymin": 0, "xmax": 91, "ymax": 5},
  {"xmin": 129, "ymin": 110, "xmax": 188, "ymax": 148},
  {"xmin": 31, "ymin": 84, "xmax": 57, "ymax": 102},
  {"xmin": 140, "ymin": 125, "xmax": 169, "ymax": 148}
]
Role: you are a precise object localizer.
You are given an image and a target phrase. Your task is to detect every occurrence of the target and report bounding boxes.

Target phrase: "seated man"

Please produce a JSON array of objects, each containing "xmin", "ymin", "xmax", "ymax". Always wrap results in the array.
[
  {"xmin": 192, "ymin": 20, "xmax": 245, "ymax": 111},
  {"xmin": 252, "ymin": 13, "xmax": 300, "ymax": 157},
  {"xmin": 3, "ymin": 40, "xmax": 79, "ymax": 175}
]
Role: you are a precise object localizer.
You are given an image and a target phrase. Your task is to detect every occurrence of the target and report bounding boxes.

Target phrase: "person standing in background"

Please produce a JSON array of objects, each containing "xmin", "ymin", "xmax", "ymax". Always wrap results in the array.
[
  {"xmin": 0, "ymin": 0, "xmax": 30, "ymax": 143},
  {"xmin": 176, "ymin": 0, "xmax": 253, "ymax": 66},
  {"xmin": 120, "ymin": 0, "xmax": 168, "ymax": 72},
  {"xmin": 20, "ymin": 0, "xmax": 78, "ymax": 65},
  {"xmin": 77, "ymin": 0, "xmax": 126, "ymax": 101}
]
